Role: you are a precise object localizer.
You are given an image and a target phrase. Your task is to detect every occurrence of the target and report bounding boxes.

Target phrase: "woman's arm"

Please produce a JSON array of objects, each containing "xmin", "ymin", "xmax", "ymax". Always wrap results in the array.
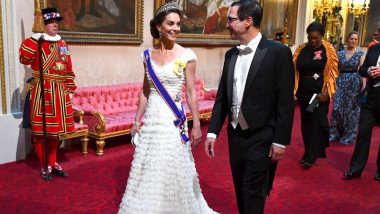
[
  {"xmin": 359, "ymin": 54, "xmax": 365, "ymax": 67},
  {"xmin": 359, "ymin": 54, "xmax": 367, "ymax": 92},
  {"xmin": 132, "ymin": 67, "xmax": 149, "ymax": 135},
  {"xmin": 184, "ymin": 60, "xmax": 202, "ymax": 145}
]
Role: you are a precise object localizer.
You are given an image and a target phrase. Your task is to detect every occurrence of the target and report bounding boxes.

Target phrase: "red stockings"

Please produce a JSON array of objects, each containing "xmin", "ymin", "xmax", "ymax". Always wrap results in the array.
[{"xmin": 33, "ymin": 136, "xmax": 58, "ymax": 167}]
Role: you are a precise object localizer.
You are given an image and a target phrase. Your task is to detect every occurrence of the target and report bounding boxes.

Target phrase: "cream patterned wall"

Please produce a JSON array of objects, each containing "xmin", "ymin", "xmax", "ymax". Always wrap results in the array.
[{"xmin": 70, "ymin": 45, "xmax": 227, "ymax": 88}]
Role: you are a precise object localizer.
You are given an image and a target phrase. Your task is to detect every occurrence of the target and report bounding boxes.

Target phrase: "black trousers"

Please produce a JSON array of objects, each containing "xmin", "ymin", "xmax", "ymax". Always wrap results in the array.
[
  {"xmin": 299, "ymin": 101, "xmax": 329, "ymax": 164},
  {"xmin": 227, "ymin": 124, "xmax": 273, "ymax": 214},
  {"xmin": 350, "ymin": 87, "xmax": 380, "ymax": 172}
]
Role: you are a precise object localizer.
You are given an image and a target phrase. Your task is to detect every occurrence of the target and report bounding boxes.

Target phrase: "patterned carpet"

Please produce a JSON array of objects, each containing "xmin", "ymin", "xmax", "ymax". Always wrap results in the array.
[{"xmin": 1, "ymin": 105, "xmax": 380, "ymax": 214}]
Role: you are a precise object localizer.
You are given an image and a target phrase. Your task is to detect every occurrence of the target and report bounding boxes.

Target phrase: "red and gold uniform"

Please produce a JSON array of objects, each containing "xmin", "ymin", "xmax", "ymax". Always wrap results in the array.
[
  {"xmin": 20, "ymin": 33, "xmax": 76, "ymax": 177},
  {"xmin": 20, "ymin": 33, "xmax": 76, "ymax": 137}
]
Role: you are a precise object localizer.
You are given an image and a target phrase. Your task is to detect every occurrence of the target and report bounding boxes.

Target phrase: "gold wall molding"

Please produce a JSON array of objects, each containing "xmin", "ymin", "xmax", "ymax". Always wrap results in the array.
[{"xmin": 0, "ymin": 2, "xmax": 6, "ymax": 114}]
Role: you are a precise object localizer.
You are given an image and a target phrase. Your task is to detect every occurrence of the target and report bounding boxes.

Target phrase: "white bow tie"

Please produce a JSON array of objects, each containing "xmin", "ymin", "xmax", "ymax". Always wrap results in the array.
[{"xmin": 237, "ymin": 45, "xmax": 253, "ymax": 55}]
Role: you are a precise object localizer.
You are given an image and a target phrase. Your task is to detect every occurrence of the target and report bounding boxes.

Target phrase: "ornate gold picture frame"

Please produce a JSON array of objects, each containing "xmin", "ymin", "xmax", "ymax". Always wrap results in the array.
[
  {"xmin": 43, "ymin": 0, "xmax": 144, "ymax": 44},
  {"xmin": 154, "ymin": 0, "xmax": 298, "ymax": 45}
]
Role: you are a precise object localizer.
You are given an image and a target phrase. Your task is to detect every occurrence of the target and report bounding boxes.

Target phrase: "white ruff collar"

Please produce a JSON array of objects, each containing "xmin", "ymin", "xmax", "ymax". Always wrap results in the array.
[{"xmin": 31, "ymin": 33, "xmax": 61, "ymax": 42}]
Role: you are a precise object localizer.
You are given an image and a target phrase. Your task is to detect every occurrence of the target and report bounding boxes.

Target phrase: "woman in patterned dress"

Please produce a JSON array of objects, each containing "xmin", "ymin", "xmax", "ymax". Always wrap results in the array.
[
  {"xmin": 329, "ymin": 32, "xmax": 365, "ymax": 145},
  {"xmin": 118, "ymin": 2, "xmax": 217, "ymax": 213}
]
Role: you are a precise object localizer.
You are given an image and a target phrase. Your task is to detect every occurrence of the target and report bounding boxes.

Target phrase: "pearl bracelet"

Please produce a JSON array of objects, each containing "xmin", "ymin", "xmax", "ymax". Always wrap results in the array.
[{"xmin": 132, "ymin": 121, "xmax": 141, "ymax": 126}]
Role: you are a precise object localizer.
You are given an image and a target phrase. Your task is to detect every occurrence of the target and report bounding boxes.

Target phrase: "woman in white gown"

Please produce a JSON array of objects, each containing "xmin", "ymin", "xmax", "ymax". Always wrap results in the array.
[{"xmin": 118, "ymin": 2, "xmax": 218, "ymax": 214}]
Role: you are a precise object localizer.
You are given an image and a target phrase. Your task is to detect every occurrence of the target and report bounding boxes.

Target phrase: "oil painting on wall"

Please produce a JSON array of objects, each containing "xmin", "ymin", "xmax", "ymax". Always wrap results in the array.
[
  {"xmin": 154, "ymin": 0, "xmax": 236, "ymax": 45},
  {"xmin": 154, "ymin": 0, "xmax": 298, "ymax": 45},
  {"xmin": 45, "ymin": 0, "xmax": 143, "ymax": 44}
]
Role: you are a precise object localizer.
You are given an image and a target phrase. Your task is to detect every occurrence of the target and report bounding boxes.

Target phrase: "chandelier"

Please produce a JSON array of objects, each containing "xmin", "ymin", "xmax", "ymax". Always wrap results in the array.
[
  {"xmin": 348, "ymin": 0, "xmax": 371, "ymax": 18},
  {"xmin": 313, "ymin": 0, "xmax": 341, "ymax": 19}
]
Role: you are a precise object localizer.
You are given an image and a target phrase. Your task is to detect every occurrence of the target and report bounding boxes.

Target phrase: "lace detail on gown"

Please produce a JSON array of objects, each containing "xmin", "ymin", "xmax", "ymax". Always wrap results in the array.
[{"xmin": 118, "ymin": 48, "xmax": 218, "ymax": 214}]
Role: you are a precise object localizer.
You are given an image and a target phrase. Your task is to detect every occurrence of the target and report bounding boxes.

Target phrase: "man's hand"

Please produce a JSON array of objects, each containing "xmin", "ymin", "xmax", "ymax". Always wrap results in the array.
[
  {"xmin": 204, "ymin": 137, "xmax": 216, "ymax": 158},
  {"xmin": 269, "ymin": 144, "xmax": 285, "ymax": 161},
  {"xmin": 369, "ymin": 66, "xmax": 380, "ymax": 78}
]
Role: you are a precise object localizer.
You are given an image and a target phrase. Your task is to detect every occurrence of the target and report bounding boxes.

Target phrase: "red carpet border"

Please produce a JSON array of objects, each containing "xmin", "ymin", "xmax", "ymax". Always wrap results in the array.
[{"xmin": 1, "ymin": 105, "xmax": 380, "ymax": 213}]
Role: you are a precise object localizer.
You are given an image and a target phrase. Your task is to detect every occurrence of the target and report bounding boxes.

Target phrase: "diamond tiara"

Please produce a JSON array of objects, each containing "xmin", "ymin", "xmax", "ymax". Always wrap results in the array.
[{"xmin": 155, "ymin": 2, "xmax": 180, "ymax": 16}]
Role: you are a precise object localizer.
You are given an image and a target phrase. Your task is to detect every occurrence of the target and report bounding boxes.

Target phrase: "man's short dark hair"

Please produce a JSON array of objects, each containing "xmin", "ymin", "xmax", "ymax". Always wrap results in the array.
[{"xmin": 231, "ymin": 0, "xmax": 263, "ymax": 28}]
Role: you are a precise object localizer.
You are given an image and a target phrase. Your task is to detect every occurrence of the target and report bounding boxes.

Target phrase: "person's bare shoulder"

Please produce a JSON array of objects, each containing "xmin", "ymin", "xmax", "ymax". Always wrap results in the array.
[
  {"xmin": 175, "ymin": 43, "xmax": 184, "ymax": 50},
  {"xmin": 175, "ymin": 44, "xmax": 186, "ymax": 55}
]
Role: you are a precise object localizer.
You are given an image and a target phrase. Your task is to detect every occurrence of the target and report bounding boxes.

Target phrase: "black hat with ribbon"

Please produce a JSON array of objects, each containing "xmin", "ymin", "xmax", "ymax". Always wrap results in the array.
[{"xmin": 41, "ymin": 7, "xmax": 63, "ymax": 24}]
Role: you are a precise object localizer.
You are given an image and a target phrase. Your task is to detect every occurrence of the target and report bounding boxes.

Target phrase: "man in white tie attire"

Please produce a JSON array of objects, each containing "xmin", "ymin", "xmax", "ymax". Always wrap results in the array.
[{"xmin": 203, "ymin": 1, "xmax": 295, "ymax": 213}]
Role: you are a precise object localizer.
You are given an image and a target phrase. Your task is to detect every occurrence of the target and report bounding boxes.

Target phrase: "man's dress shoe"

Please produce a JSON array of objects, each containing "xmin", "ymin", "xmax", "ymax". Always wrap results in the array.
[
  {"xmin": 300, "ymin": 160, "xmax": 313, "ymax": 169},
  {"xmin": 52, "ymin": 168, "xmax": 68, "ymax": 177},
  {"xmin": 342, "ymin": 170, "xmax": 361, "ymax": 180},
  {"xmin": 41, "ymin": 170, "xmax": 52, "ymax": 181}
]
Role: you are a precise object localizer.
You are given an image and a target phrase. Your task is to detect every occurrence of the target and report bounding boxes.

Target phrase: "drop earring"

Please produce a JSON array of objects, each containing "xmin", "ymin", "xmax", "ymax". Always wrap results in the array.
[{"xmin": 159, "ymin": 31, "xmax": 162, "ymax": 39}]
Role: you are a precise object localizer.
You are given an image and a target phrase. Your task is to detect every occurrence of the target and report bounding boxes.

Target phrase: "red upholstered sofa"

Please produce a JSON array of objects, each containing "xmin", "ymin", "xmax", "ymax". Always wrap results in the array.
[{"xmin": 72, "ymin": 78, "xmax": 216, "ymax": 155}]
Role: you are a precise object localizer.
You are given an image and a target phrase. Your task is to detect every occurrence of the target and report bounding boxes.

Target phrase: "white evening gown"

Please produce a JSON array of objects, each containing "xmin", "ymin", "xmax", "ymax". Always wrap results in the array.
[{"xmin": 118, "ymin": 49, "xmax": 218, "ymax": 214}]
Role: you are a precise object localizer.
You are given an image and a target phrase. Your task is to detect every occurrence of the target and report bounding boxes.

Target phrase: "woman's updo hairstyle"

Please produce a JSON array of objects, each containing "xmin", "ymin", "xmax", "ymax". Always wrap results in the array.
[
  {"xmin": 150, "ymin": 2, "xmax": 182, "ymax": 39},
  {"xmin": 306, "ymin": 21, "xmax": 325, "ymax": 37}
]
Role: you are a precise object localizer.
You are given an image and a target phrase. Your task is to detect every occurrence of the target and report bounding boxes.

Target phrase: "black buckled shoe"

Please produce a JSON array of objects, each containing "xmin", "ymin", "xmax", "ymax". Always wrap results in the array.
[
  {"xmin": 41, "ymin": 168, "xmax": 53, "ymax": 181},
  {"xmin": 52, "ymin": 163, "xmax": 68, "ymax": 177},
  {"xmin": 343, "ymin": 170, "xmax": 362, "ymax": 180},
  {"xmin": 52, "ymin": 167, "xmax": 68, "ymax": 177},
  {"xmin": 375, "ymin": 169, "xmax": 380, "ymax": 181},
  {"xmin": 300, "ymin": 160, "xmax": 313, "ymax": 169}
]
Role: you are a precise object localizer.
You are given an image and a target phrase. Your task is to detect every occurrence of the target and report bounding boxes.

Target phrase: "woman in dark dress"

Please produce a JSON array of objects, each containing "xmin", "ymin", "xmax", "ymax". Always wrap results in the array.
[
  {"xmin": 329, "ymin": 32, "xmax": 365, "ymax": 145},
  {"xmin": 293, "ymin": 22, "xmax": 339, "ymax": 169}
]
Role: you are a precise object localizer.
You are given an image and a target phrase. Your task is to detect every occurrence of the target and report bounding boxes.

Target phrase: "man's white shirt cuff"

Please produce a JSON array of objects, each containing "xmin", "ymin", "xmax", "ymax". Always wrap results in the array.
[
  {"xmin": 207, "ymin": 133, "xmax": 217, "ymax": 139},
  {"xmin": 272, "ymin": 143, "xmax": 286, "ymax": 149}
]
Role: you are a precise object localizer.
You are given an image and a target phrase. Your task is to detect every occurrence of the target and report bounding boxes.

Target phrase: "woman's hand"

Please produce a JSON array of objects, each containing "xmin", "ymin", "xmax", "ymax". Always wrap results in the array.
[
  {"xmin": 191, "ymin": 125, "xmax": 202, "ymax": 146},
  {"xmin": 317, "ymin": 93, "xmax": 329, "ymax": 103},
  {"xmin": 131, "ymin": 121, "xmax": 141, "ymax": 136}
]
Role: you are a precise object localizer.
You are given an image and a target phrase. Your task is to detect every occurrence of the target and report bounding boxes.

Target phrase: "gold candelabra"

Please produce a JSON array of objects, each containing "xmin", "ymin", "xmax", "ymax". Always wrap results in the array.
[
  {"xmin": 314, "ymin": 0, "xmax": 341, "ymax": 19},
  {"xmin": 348, "ymin": 0, "xmax": 370, "ymax": 18}
]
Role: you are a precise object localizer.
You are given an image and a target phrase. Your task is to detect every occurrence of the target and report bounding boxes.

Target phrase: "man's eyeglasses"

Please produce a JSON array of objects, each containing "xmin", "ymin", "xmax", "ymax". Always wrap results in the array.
[{"xmin": 227, "ymin": 16, "xmax": 239, "ymax": 23}]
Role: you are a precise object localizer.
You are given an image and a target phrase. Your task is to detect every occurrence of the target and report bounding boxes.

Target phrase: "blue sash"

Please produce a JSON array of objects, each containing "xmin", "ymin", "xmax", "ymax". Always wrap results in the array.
[{"xmin": 143, "ymin": 49, "xmax": 190, "ymax": 145}]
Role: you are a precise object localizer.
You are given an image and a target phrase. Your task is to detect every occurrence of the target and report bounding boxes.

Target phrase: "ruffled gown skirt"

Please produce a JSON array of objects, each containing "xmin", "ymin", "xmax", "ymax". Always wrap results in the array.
[{"xmin": 118, "ymin": 96, "xmax": 218, "ymax": 214}]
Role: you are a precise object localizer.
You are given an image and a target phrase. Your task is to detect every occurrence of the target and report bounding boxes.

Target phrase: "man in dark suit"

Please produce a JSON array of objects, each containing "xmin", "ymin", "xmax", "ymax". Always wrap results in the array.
[
  {"xmin": 343, "ymin": 42, "xmax": 380, "ymax": 181},
  {"xmin": 203, "ymin": 1, "xmax": 294, "ymax": 213}
]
